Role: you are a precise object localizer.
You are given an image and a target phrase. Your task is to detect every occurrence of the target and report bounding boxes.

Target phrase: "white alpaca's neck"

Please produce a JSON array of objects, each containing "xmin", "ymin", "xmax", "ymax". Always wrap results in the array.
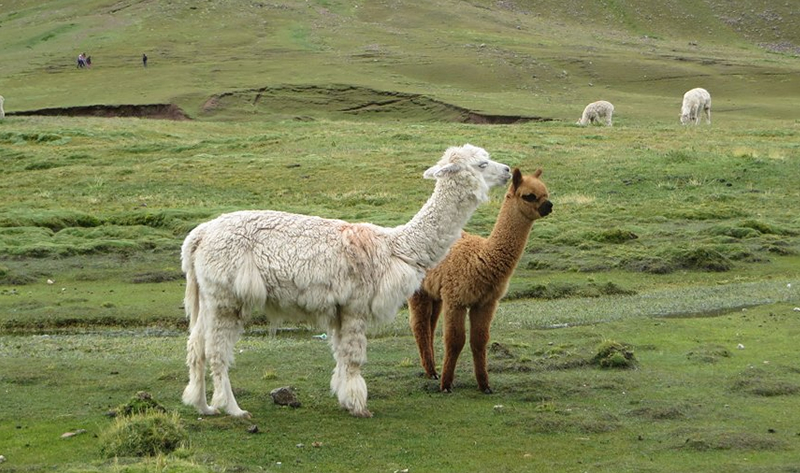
[{"xmin": 392, "ymin": 175, "xmax": 484, "ymax": 270}]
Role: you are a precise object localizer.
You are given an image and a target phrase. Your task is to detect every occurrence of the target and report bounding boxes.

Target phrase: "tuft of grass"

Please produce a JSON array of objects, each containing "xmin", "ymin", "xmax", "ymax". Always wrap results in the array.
[
  {"xmin": 679, "ymin": 432, "xmax": 785, "ymax": 451},
  {"xmin": 731, "ymin": 367, "xmax": 800, "ymax": 397},
  {"xmin": 99, "ymin": 411, "xmax": 187, "ymax": 458},
  {"xmin": 686, "ymin": 344, "xmax": 732, "ymax": 364},
  {"xmin": 112, "ymin": 391, "xmax": 168, "ymax": 418},
  {"xmin": 506, "ymin": 281, "xmax": 636, "ymax": 300},
  {"xmin": 592, "ymin": 340, "xmax": 636, "ymax": 369}
]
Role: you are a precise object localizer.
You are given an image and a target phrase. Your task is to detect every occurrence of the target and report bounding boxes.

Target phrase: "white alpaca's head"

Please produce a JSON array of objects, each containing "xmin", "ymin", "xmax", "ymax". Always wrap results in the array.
[{"xmin": 423, "ymin": 144, "xmax": 511, "ymax": 202}]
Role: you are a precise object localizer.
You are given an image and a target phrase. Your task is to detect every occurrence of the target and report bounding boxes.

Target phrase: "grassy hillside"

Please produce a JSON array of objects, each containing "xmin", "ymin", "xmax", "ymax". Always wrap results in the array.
[{"xmin": 1, "ymin": 0, "xmax": 798, "ymax": 121}]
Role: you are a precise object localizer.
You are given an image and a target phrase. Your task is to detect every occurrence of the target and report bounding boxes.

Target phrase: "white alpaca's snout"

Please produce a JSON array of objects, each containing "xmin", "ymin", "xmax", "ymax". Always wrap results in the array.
[{"xmin": 483, "ymin": 161, "xmax": 513, "ymax": 189}]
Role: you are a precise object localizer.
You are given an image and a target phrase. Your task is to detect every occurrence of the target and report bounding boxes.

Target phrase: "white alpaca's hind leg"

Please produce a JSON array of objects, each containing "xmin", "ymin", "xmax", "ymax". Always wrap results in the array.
[
  {"xmin": 207, "ymin": 307, "xmax": 250, "ymax": 418},
  {"xmin": 332, "ymin": 315, "xmax": 371, "ymax": 417},
  {"xmin": 182, "ymin": 316, "xmax": 218, "ymax": 415},
  {"xmin": 329, "ymin": 328, "xmax": 346, "ymax": 398}
]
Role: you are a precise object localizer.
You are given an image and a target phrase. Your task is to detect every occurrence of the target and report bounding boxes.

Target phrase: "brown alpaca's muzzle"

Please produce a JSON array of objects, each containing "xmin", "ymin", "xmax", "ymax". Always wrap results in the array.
[{"xmin": 539, "ymin": 200, "xmax": 553, "ymax": 217}]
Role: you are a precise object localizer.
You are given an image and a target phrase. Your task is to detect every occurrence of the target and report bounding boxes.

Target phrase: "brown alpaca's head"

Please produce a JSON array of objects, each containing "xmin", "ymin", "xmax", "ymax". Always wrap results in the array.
[{"xmin": 509, "ymin": 168, "xmax": 552, "ymax": 220}]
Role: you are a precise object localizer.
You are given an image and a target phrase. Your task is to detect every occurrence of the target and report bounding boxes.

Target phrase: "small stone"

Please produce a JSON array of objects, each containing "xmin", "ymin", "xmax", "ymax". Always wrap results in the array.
[
  {"xmin": 737, "ymin": 344, "xmax": 745, "ymax": 349},
  {"xmin": 270, "ymin": 386, "xmax": 301, "ymax": 408}
]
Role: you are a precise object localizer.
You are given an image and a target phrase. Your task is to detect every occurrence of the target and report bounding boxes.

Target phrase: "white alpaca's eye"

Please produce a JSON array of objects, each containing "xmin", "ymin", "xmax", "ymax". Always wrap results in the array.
[{"xmin": 478, "ymin": 162, "xmax": 488, "ymax": 169}]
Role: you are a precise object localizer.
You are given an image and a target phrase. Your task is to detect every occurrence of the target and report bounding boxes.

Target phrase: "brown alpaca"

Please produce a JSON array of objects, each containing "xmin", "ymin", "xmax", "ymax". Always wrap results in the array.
[{"xmin": 408, "ymin": 168, "xmax": 552, "ymax": 393}]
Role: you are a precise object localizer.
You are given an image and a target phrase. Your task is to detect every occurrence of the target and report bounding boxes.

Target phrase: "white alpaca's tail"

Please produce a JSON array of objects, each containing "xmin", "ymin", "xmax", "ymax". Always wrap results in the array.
[
  {"xmin": 184, "ymin": 261, "xmax": 200, "ymax": 329},
  {"xmin": 181, "ymin": 230, "xmax": 202, "ymax": 329},
  {"xmin": 181, "ymin": 228, "xmax": 212, "ymax": 411}
]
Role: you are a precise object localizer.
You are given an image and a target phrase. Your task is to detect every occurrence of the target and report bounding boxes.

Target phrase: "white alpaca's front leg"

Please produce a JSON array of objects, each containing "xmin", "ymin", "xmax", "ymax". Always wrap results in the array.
[{"xmin": 332, "ymin": 316, "xmax": 371, "ymax": 417}]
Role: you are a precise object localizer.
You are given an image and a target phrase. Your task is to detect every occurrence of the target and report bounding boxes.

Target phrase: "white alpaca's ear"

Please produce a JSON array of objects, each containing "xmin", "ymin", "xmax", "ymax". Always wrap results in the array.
[{"xmin": 424, "ymin": 163, "xmax": 462, "ymax": 179}]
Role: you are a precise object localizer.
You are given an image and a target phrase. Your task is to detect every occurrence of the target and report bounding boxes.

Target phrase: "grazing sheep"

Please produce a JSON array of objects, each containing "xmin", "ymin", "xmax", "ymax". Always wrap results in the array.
[
  {"xmin": 680, "ymin": 87, "xmax": 711, "ymax": 125},
  {"xmin": 577, "ymin": 100, "xmax": 614, "ymax": 126},
  {"xmin": 0, "ymin": 95, "xmax": 5, "ymax": 120},
  {"xmin": 181, "ymin": 144, "xmax": 511, "ymax": 418},
  {"xmin": 409, "ymin": 168, "xmax": 552, "ymax": 393}
]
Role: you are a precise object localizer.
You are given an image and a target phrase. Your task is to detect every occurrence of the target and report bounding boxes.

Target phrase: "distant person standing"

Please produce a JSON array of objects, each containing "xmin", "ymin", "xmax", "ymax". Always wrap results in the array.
[
  {"xmin": 142, "ymin": 53, "xmax": 148, "ymax": 67},
  {"xmin": 77, "ymin": 53, "xmax": 86, "ymax": 68},
  {"xmin": 86, "ymin": 56, "xmax": 92, "ymax": 67},
  {"xmin": 0, "ymin": 95, "xmax": 5, "ymax": 120}
]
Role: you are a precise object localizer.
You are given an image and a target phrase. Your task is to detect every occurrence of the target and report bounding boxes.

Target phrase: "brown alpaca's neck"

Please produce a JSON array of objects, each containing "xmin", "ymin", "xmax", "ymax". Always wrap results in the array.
[{"xmin": 484, "ymin": 196, "xmax": 535, "ymax": 276}]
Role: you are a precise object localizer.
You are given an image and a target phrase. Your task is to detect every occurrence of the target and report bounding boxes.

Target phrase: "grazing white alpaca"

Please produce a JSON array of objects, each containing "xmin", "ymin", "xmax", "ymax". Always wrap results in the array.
[
  {"xmin": 181, "ymin": 144, "xmax": 511, "ymax": 418},
  {"xmin": 680, "ymin": 88, "xmax": 711, "ymax": 125},
  {"xmin": 577, "ymin": 100, "xmax": 614, "ymax": 126},
  {"xmin": 0, "ymin": 95, "xmax": 5, "ymax": 120}
]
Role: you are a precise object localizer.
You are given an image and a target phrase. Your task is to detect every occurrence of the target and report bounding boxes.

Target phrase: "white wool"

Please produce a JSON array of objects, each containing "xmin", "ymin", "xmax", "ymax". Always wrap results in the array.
[
  {"xmin": 680, "ymin": 87, "xmax": 711, "ymax": 125},
  {"xmin": 577, "ymin": 100, "xmax": 614, "ymax": 126},
  {"xmin": 181, "ymin": 144, "xmax": 511, "ymax": 418}
]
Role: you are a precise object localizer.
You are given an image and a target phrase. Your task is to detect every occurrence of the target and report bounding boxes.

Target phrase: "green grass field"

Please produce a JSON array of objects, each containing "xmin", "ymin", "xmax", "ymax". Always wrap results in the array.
[{"xmin": 1, "ymin": 1, "xmax": 800, "ymax": 472}]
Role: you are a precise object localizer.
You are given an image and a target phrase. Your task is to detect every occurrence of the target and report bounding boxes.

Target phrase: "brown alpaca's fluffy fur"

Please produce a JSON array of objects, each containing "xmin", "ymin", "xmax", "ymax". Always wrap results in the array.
[{"xmin": 408, "ymin": 168, "xmax": 552, "ymax": 393}]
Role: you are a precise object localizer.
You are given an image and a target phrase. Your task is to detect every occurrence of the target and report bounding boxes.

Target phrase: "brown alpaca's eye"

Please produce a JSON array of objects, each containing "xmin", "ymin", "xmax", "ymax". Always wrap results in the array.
[{"xmin": 522, "ymin": 194, "xmax": 538, "ymax": 202}]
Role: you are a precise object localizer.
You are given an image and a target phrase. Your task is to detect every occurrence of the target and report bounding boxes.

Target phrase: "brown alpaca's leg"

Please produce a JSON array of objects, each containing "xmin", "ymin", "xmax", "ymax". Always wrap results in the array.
[
  {"xmin": 408, "ymin": 291, "xmax": 439, "ymax": 379},
  {"xmin": 469, "ymin": 301, "xmax": 498, "ymax": 394},
  {"xmin": 440, "ymin": 304, "xmax": 467, "ymax": 393}
]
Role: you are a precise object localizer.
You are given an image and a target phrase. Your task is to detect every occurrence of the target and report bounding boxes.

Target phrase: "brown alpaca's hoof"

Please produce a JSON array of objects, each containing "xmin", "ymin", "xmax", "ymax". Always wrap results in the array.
[
  {"xmin": 482, "ymin": 387, "xmax": 493, "ymax": 395},
  {"xmin": 441, "ymin": 386, "xmax": 453, "ymax": 393}
]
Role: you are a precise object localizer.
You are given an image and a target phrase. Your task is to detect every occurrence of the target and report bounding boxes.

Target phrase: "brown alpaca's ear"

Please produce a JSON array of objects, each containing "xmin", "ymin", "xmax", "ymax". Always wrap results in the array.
[
  {"xmin": 534, "ymin": 168, "xmax": 543, "ymax": 178},
  {"xmin": 512, "ymin": 168, "xmax": 523, "ymax": 190}
]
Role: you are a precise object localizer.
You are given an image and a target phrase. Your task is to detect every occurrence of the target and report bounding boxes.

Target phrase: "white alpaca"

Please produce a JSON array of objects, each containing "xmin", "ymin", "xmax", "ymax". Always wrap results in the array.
[
  {"xmin": 181, "ymin": 144, "xmax": 511, "ymax": 418},
  {"xmin": 680, "ymin": 88, "xmax": 711, "ymax": 125},
  {"xmin": 577, "ymin": 100, "xmax": 614, "ymax": 126},
  {"xmin": 0, "ymin": 96, "xmax": 5, "ymax": 120}
]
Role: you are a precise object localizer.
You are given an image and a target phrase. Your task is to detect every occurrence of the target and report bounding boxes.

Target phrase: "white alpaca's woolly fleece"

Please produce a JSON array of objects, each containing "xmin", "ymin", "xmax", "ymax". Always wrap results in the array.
[
  {"xmin": 577, "ymin": 100, "xmax": 614, "ymax": 126},
  {"xmin": 680, "ymin": 88, "xmax": 711, "ymax": 125}
]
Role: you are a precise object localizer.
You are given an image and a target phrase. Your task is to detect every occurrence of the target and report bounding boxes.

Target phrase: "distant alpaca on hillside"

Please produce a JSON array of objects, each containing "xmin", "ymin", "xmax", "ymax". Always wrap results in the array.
[
  {"xmin": 680, "ymin": 88, "xmax": 711, "ymax": 125},
  {"xmin": 0, "ymin": 96, "xmax": 5, "ymax": 120},
  {"xmin": 409, "ymin": 167, "xmax": 552, "ymax": 393},
  {"xmin": 577, "ymin": 100, "xmax": 614, "ymax": 126},
  {"xmin": 181, "ymin": 144, "xmax": 511, "ymax": 418}
]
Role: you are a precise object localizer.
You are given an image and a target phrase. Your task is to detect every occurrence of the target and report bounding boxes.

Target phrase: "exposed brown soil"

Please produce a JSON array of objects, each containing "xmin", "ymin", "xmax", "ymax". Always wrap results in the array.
[
  {"xmin": 202, "ymin": 85, "xmax": 553, "ymax": 124},
  {"xmin": 10, "ymin": 103, "xmax": 190, "ymax": 120},
  {"xmin": 11, "ymin": 86, "xmax": 553, "ymax": 124}
]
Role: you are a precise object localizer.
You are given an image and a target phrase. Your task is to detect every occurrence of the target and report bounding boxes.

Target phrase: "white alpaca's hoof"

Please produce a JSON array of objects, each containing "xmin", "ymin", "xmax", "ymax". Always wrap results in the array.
[
  {"xmin": 198, "ymin": 406, "xmax": 220, "ymax": 416},
  {"xmin": 227, "ymin": 408, "xmax": 251, "ymax": 419},
  {"xmin": 349, "ymin": 407, "xmax": 373, "ymax": 418}
]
